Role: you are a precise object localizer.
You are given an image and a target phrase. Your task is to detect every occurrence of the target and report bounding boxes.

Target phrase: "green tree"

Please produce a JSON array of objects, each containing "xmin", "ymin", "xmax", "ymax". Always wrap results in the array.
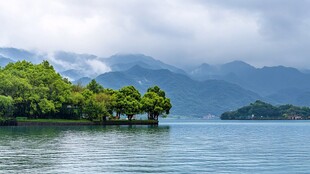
[
  {"xmin": 111, "ymin": 90, "xmax": 125, "ymax": 119},
  {"xmin": 69, "ymin": 92, "xmax": 85, "ymax": 118},
  {"xmin": 123, "ymin": 96, "xmax": 141, "ymax": 120},
  {"xmin": 0, "ymin": 95, "xmax": 14, "ymax": 118},
  {"xmin": 141, "ymin": 86, "xmax": 172, "ymax": 120},
  {"xmin": 0, "ymin": 60, "xmax": 71, "ymax": 118},
  {"xmin": 147, "ymin": 86, "xmax": 166, "ymax": 97},
  {"xmin": 86, "ymin": 79, "xmax": 104, "ymax": 94},
  {"xmin": 72, "ymin": 82, "xmax": 84, "ymax": 93},
  {"xmin": 84, "ymin": 93, "xmax": 111, "ymax": 121},
  {"xmin": 119, "ymin": 86, "xmax": 141, "ymax": 120}
]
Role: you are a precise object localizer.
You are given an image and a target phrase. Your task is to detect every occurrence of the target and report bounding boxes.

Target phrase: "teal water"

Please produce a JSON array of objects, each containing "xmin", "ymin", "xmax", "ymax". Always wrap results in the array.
[{"xmin": 0, "ymin": 120, "xmax": 310, "ymax": 173}]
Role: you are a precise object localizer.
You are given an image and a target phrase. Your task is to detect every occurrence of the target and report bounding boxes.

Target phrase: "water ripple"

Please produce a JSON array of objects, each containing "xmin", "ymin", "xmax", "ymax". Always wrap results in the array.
[{"xmin": 0, "ymin": 121, "xmax": 310, "ymax": 173}]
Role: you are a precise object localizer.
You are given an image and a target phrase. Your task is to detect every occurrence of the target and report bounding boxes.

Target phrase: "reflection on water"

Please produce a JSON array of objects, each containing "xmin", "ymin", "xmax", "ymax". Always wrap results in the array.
[
  {"xmin": 0, "ymin": 125, "xmax": 170, "ymax": 173},
  {"xmin": 1, "ymin": 121, "xmax": 310, "ymax": 173}
]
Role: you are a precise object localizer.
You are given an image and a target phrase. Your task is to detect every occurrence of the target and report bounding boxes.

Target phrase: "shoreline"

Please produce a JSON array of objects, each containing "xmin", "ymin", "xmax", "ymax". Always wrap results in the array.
[
  {"xmin": 1, "ymin": 119, "xmax": 158, "ymax": 126},
  {"xmin": 18, "ymin": 120, "xmax": 159, "ymax": 126}
]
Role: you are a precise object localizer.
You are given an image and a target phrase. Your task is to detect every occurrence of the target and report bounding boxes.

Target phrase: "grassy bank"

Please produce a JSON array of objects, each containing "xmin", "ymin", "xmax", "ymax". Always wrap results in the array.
[
  {"xmin": 99, "ymin": 119, "xmax": 158, "ymax": 125},
  {"xmin": 17, "ymin": 118, "xmax": 93, "ymax": 123},
  {"xmin": 16, "ymin": 118, "xmax": 94, "ymax": 126},
  {"xmin": 14, "ymin": 118, "xmax": 158, "ymax": 126}
]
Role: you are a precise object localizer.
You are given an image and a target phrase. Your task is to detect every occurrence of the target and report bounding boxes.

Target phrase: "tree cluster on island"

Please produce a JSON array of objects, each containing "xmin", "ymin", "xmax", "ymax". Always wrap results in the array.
[
  {"xmin": 221, "ymin": 100, "xmax": 310, "ymax": 120},
  {"xmin": 0, "ymin": 60, "xmax": 172, "ymax": 122}
]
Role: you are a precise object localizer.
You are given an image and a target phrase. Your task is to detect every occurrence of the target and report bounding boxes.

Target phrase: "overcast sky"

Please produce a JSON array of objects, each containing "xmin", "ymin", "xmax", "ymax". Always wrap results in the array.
[{"xmin": 0, "ymin": 0, "xmax": 310, "ymax": 68}]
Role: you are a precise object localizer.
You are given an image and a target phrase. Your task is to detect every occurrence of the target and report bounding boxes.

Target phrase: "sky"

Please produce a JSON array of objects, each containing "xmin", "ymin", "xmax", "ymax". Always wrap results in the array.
[{"xmin": 0, "ymin": 0, "xmax": 310, "ymax": 68}]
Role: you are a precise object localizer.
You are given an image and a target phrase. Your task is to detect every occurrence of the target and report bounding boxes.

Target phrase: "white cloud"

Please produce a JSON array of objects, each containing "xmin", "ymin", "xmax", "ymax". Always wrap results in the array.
[
  {"xmin": 85, "ymin": 59, "xmax": 111, "ymax": 76},
  {"xmin": 0, "ymin": 0, "xmax": 310, "ymax": 68}
]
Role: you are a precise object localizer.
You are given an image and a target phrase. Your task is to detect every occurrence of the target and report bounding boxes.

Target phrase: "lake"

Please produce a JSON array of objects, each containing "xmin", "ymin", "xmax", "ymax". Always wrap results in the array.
[{"xmin": 0, "ymin": 120, "xmax": 310, "ymax": 173}]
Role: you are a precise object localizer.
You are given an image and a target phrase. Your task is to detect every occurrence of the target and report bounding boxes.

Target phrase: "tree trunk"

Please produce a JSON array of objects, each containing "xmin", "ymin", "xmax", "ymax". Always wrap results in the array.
[
  {"xmin": 127, "ymin": 114, "xmax": 134, "ymax": 121},
  {"xmin": 155, "ymin": 114, "xmax": 159, "ymax": 120}
]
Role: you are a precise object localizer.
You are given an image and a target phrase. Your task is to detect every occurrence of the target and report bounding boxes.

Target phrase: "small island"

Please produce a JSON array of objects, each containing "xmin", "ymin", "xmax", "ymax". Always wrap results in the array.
[
  {"xmin": 0, "ymin": 61, "xmax": 172, "ymax": 126},
  {"xmin": 221, "ymin": 100, "xmax": 310, "ymax": 120}
]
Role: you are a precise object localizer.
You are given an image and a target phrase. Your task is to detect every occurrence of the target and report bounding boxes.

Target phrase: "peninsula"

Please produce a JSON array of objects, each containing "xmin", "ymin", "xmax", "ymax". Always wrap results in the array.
[{"xmin": 0, "ymin": 61, "xmax": 172, "ymax": 126}]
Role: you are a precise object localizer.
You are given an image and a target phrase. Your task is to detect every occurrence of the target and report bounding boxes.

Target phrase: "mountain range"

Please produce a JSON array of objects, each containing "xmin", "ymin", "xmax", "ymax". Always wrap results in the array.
[
  {"xmin": 76, "ymin": 66, "xmax": 260, "ymax": 116},
  {"xmin": 1, "ymin": 47, "xmax": 310, "ymax": 117}
]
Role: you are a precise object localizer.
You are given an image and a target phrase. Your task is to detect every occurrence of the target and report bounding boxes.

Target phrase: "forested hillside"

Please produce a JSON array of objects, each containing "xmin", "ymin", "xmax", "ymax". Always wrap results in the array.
[{"xmin": 221, "ymin": 100, "xmax": 310, "ymax": 120}]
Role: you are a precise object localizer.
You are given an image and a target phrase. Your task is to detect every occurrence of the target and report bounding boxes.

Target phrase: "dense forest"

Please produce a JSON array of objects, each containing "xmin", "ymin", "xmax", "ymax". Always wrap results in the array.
[
  {"xmin": 221, "ymin": 100, "xmax": 310, "ymax": 120},
  {"xmin": 0, "ymin": 61, "xmax": 172, "ymax": 122}
]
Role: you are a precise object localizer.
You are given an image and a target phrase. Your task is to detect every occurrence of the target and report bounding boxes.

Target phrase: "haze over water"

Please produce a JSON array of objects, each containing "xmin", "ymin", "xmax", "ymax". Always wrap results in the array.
[{"xmin": 1, "ymin": 120, "xmax": 310, "ymax": 173}]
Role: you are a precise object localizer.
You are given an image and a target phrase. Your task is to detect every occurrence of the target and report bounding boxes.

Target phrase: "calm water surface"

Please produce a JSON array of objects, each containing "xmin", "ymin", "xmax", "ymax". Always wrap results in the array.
[{"xmin": 0, "ymin": 120, "xmax": 310, "ymax": 173}]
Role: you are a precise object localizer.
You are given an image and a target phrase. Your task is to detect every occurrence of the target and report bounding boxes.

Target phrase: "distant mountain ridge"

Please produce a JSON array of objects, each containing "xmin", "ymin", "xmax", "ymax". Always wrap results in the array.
[
  {"xmin": 2, "ymin": 47, "xmax": 310, "ymax": 117},
  {"xmin": 190, "ymin": 61, "xmax": 310, "ymax": 96},
  {"xmin": 0, "ymin": 47, "xmax": 44, "ymax": 64},
  {"xmin": 56, "ymin": 52, "xmax": 186, "ymax": 80},
  {"xmin": 103, "ymin": 54, "xmax": 187, "ymax": 74}
]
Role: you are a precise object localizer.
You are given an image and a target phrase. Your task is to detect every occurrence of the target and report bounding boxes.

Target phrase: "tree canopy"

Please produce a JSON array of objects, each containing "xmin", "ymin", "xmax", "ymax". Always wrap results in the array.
[
  {"xmin": 0, "ymin": 95, "xmax": 14, "ymax": 118},
  {"xmin": 0, "ymin": 61, "xmax": 172, "ymax": 121},
  {"xmin": 0, "ymin": 60, "xmax": 71, "ymax": 118},
  {"xmin": 141, "ymin": 86, "xmax": 172, "ymax": 120},
  {"xmin": 86, "ymin": 79, "xmax": 104, "ymax": 93}
]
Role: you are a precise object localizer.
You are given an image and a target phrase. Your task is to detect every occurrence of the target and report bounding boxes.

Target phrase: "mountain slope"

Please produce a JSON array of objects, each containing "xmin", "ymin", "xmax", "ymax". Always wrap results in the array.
[
  {"xmin": 57, "ymin": 53, "xmax": 187, "ymax": 80},
  {"xmin": 190, "ymin": 61, "xmax": 310, "ymax": 96},
  {"xmin": 266, "ymin": 88, "xmax": 310, "ymax": 106},
  {"xmin": 54, "ymin": 51, "xmax": 111, "ymax": 79},
  {"xmin": 0, "ymin": 47, "xmax": 44, "ymax": 63},
  {"xmin": 60, "ymin": 69, "xmax": 86, "ymax": 81},
  {"xmin": 84, "ymin": 66, "xmax": 262, "ymax": 116},
  {"xmin": 190, "ymin": 61, "xmax": 256, "ymax": 81},
  {"xmin": 103, "ymin": 54, "xmax": 186, "ymax": 74},
  {"xmin": 0, "ymin": 55, "xmax": 15, "ymax": 67}
]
